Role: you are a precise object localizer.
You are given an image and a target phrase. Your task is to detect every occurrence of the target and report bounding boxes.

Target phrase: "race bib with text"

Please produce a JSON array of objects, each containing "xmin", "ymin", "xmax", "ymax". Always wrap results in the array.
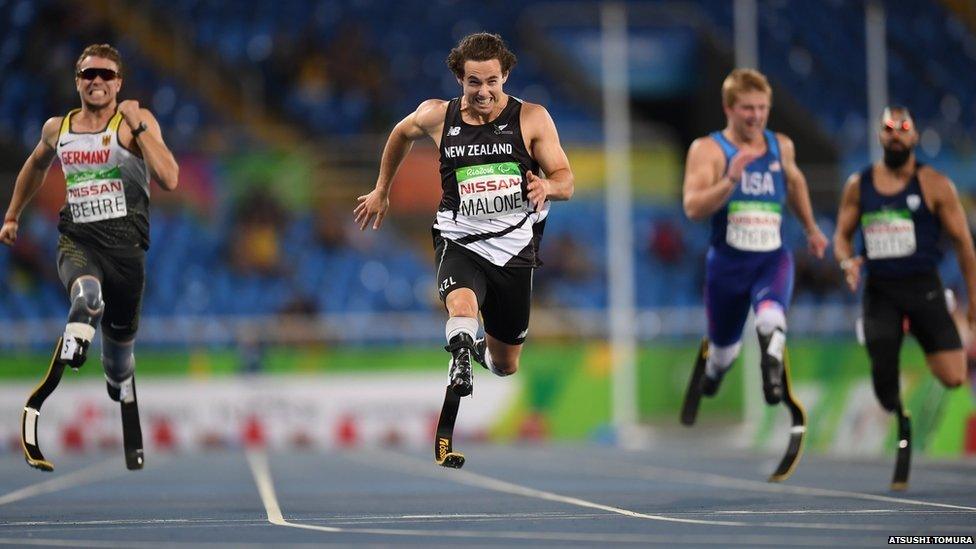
[
  {"xmin": 862, "ymin": 210, "xmax": 916, "ymax": 259},
  {"xmin": 726, "ymin": 200, "xmax": 782, "ymax": 252},
  {"xmin": 66, "ymin": 167, "xmax": 128, "ymax": 223},
  {"xmin": 455, "ymin": 162, "xmax": 527, "ymax": 219}
]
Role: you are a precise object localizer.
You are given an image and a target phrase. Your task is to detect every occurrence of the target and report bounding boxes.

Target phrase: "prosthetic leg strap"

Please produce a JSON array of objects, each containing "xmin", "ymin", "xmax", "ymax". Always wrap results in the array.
[
  {"xmin": 891, "ymin": 408, "xmax": 912, "ymax": 491},
  {"xmin": 120, "ymin": 378, "xmax": 144, "ymax": 470},
  {"xmin": 22, "ymin": 337, "xmax": 68, "ymax": 472},
  {"xmin": 680, "ymin": 338, "xmax": 708, "ymax": 427},
  {"xmin": 434, "ymin": 385, "xmax": 465, "ymax": 469},
  {"xmin": 769, "ymin": 347, "xmax": 807, "ymax": 482}
]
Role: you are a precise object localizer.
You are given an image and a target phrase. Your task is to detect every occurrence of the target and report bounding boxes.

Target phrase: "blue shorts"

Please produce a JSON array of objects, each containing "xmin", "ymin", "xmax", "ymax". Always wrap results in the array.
[{"xmin": 704, "ymin": 246, "xmax": 794, "ymax": 346}]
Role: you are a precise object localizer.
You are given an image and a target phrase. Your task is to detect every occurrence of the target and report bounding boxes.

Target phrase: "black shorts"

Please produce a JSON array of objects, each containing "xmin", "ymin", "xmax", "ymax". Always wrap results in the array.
[
  {"xmin": 56, "ymin": 234, "xmax": 146, "ymax": 341},
  {"xmin": 863, "ymin": 270, "xmax": 961, "ymax": 354},
  {"xmin": 433, "ymin": 234, "xmax": 533, "ymax": 345}
]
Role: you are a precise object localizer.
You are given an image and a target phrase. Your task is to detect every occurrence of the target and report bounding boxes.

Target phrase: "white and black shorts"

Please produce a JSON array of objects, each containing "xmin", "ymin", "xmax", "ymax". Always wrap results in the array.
[{"xmin": 434, "ymin": 233, "xmax": 533, "ymax": 345}]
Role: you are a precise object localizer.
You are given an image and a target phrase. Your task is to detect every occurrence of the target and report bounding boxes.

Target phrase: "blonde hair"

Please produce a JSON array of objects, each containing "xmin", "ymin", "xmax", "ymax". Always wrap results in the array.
[{"xmin": 721, "ymin": 68, "xmax": 771, "ymax": 107}]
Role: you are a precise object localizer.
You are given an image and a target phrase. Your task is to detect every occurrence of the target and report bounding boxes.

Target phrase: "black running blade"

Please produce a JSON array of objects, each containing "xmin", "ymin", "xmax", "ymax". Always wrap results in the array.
[
  {"xmin": 891, "ymin": 410, "xmax": 911, "ymax": 491},
  {"xmin": 22, "ymin": 407, "xmax": 53, "ymax": 472},
  {"xmin": 120, "ymin": 380, "xmax": 144, "ymax": 471},
  {"xmin": 769, "ymin": 350, "xmax": 806, "ymax": 482},
  {"xmin": 769, "ymin": 425, "xmax": 805, "ymax": 482},
  {"xmin": 680, "ymin": 338, "xmax": 708, "ymax": 426},
  {"xmin": 22, "ymin": 342, "xmax": 67, "ymax": 473},
  {"xmin": 434, "ymin": 385, "xmax": 465, "ymax": 468}
]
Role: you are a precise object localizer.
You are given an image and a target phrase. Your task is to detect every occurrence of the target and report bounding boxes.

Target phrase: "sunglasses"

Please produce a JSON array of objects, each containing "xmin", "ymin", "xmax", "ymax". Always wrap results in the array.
[
  {"xmin": 882, "ymin": 119, "xmax": 912, "ymax": 133},
  {"xmin": 76, "ymin": 68, "xmax": 118, "ymax": 81}
]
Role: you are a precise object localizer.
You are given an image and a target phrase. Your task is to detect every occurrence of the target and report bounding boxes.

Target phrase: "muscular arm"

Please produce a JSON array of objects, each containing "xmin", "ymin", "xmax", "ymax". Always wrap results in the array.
[
  {"xmin": 682, "ymin": 137, "xmax": 735, "ymax": 221},
  {"xmin": 833, "ymin": 174, "xmax": 862, "ymax": 262},
  {"xmin": 780, "ymin": 135, "xmax": 817, "ymax": 235},
  {"xmin": 523, "ymin": 103, "xmax": 573, "ymax": 206},
  {"xmin": 833, "ymin": 173, "xmax": 864, "ymax": 291},
  {"xmin": 129, "ymin": 109, "xmax": 179, "ymax": 191},
  {"xmin": 927, "ymin": 169, "xmax": 976, "ymax": 325},
  {"xmin": 779, "ymin": 133, "xmax": 827, "ymax": 257},
  {"xmin": 118, "ymin": 101, "xmax": 179, "ymax": 191},
  {"xmin": 375, "ymin": 99, "xmax": 445, "ymax": 197},
  {"xmin": 2, "ymin": 117, "xmax": 60, "ymax": 234},
  {"xmin": 355, "ymin": 99, "xmax": 446, "ymax": 230}
]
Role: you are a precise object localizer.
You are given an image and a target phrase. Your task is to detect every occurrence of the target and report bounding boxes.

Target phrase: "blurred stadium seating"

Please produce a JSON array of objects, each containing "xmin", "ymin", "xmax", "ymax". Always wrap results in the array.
[{"xmin": 1, "ymin": 0, "xmax": 973, "ymax": 347}]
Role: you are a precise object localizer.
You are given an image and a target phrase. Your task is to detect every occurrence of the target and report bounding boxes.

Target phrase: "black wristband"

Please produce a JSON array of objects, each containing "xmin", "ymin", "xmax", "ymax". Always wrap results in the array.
[{"xmin": 131, "ymin": 121, "xmax": 148, "ymax": 138}]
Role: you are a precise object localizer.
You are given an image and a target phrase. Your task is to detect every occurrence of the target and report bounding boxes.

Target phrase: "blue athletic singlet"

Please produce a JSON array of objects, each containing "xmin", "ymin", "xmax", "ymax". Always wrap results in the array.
[
  {"xmin": 858, "ymin": 163, "xmax": 942, "ymax": 277},
  {"xmin": 704, "ymin": 129, "xmax": 794, "ymax": 346},
  {"xmin": 709, "ymin": 129, "xmax": 787, "ymax": 255}
]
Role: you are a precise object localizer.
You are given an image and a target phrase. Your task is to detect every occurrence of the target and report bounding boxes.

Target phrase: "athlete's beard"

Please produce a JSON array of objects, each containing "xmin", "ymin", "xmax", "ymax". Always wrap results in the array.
[{"xmin": 882, "ymin": 146, "xmax": 912, "ymax": 169}]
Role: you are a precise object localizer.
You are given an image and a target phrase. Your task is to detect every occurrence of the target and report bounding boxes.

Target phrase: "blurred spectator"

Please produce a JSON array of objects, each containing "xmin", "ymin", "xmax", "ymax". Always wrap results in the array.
[
  {"xmin": 538, "ymin": 233, "xmax": 596, "ymax": 285},
  {"xmin": 229, "ymin": 188, "xmax": 287, "ymax": 276},
  {"xmin": 648, "ymin": 219, "xmax": 685, "ymax": 265}
]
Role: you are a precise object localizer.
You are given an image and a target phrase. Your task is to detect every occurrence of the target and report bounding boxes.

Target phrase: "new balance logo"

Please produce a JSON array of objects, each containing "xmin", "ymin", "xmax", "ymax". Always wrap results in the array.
[{"xmin": 447, "ymin": 126, "xmax": 461, "ymax": 136}]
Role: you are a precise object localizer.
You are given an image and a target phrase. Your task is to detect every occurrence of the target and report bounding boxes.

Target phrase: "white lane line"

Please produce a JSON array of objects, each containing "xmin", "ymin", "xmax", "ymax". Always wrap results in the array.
[
  {"xmin": 246, "ymin": 450, "xmax": 791, "ymax": 544},
  {"xmin": 542, "ymin": 452, "xmax": 976, "ymax": 513},
  {"xmin": 0, "ymin": 459, "xmax": 124, "ymax": 507},
  {"xmin": 244, "ymin": 450, "xmax": 340, "ymax": 532},
  {"xmin": 357, "ymin": 449, "xmax": 745, "ymax": 527},
  {"xmin": 357, "ymin": 450, "xmax": 897, "ymax": 532}
]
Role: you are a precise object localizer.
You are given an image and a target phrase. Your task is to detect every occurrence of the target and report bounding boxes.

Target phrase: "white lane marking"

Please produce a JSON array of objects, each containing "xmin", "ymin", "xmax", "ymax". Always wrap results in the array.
[
  {"xmin": 357, "ymin": 449, "xmax": 745, "ymax": 527},
  {"xmin": 357, "ymin": 450, "xmax": 905, "ymax": 532},
  {"xmin": 547, "ymin": 453, "xmax": 976, "ymax": 513},
  {"xmin": 244, "ymin": 450, "xmax": 338, "ymax": 532},
  {"xmin": 0, "ymin": 459, "xmax": 123, "ymax": 507},
  {"xmin": 247, "ymin": 450, "xmax": 807, "ymax": 544}
]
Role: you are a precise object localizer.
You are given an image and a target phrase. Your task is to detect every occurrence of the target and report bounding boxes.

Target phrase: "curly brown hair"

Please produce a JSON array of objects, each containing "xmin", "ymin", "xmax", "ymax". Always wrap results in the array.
[
  {"xmin": 75, "ymin": 44, "xmax": 123, "ymax": 77},
  {"xmin": 446, "ymin": 33, "xmax": 517, "ymax": 79}
]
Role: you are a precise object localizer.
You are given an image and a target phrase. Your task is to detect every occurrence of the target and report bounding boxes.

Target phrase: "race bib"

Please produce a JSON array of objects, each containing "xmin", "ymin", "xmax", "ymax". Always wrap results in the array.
[
  {"xmin": 726, "ymin": 200, "xmax": 782, "ymax": 252},
  {"xmin": 455, "ymin": 162, "xmax": 527, "ymax": 220},
  {"xmin": 66, "ymin": 167, "xmax": 128, "ymax": 223},
  {"xmin": 862, "ymin": 210, "xmax": 916, "ymax": 259}
]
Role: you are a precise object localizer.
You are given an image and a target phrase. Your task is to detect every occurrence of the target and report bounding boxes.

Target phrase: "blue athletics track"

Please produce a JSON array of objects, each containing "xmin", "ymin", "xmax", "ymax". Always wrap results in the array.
[{"xmin": 0, "ymin": 440, "xmax": 973, "ymax": 547}]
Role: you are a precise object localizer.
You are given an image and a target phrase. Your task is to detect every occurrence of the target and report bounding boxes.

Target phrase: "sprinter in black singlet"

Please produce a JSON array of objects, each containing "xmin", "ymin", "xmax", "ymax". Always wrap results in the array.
[
  {"xmin": 834, "ymin": 107, "xmax": 975, "ymax": 486},
  {"xmin": 835, "ymin": 106, "xmax": 973, "ymax": 411},
  {"xmin": 1, "ymin": 44, "xmax": 179, "ymax": 471},
  {"xmin": 355, "ymin": 33, "xmax": 573, "ymax": 466}
]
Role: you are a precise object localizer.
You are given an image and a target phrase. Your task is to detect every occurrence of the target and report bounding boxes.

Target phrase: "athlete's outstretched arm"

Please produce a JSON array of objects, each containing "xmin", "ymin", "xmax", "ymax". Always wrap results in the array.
[
  {"xmin": 118, "ymin": 101, "xmax": 179, "ymax": 191},
  {"xmin": 356, "ymin": 99, "xmax": 446, "ymax": 230},
  {"xmin": 682, "ymin": 137, "xmax": 759, "ymax": 221},
  {"xmin": 928, "ymin": 170, "xmax": 976, "ymax": 330},
  {"xmin": 0, "ymin": 117, "xmax": 61, "ymax": 246},
  {"xmin": 778, "ymin": 134, "xmax": 827, "ymax": 258},
  {"xmin": 522, "ymin": 104, "xmax": 573, "ymax": 211},
  {"xmin": 833, "ymin": 173, "xmax": 863, "ymax": 292}
]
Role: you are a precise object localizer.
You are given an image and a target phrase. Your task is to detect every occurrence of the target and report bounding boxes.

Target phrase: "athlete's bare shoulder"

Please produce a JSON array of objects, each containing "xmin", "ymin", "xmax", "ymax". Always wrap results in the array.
[
  {"xmin": 773, "ymin": 132, "xmax": 796, "ymax": 155},
  {"xmin": 686, "ymin": 135, "xmax": 723, "ymax": 164},
  {"xmin": 917, "ymin": 163, "xmax": 951, "ymax": 188},
  {"xmin": 517, "ymin": 100, "xmax": 557, "ymax": 140},
  {"xmin": 917, "ymin": 163, "xmax": 956, "ymax": 204},
  {"xmin": 413, "ymin": 99, "xmax": 449, "ymax": 131},
  {"xmin": 39, "ymin": 116, "xmax": 64, "ymax": 149},
  {"xmin": 840, "ymin": 170, "xmax": 862, "ymax": 201}
]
